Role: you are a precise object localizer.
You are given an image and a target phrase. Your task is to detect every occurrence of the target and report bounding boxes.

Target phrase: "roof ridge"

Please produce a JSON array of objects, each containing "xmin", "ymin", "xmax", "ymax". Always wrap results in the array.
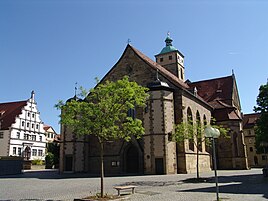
[
  {"xmin": 190, "ymin": 75, "xmax": 233, "ymax": 84},
  {"xmin": 0, "ymin": 100, "xmax": 27, "ymax": 105}
]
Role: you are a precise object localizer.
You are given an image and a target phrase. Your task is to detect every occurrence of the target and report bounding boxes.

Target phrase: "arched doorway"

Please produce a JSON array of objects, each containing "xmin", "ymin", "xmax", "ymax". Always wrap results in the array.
[{"xmin": 125, "ymin": 145, "xmax": 139, "ymax": 173}]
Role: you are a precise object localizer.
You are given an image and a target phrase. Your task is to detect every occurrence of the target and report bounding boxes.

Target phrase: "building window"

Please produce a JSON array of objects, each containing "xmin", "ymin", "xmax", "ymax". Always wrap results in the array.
[
  {"xmin": 32, "ymin": 149, "xmax": 37, "ymax": 156},
  {"xmin": 36, "ymin": 124, "xmax": 39, "ymax": 129},
  {"xmin": 27, "ymin": 122, "xmax": 29, "ymax": 127},
  {"xmin": 0, "ymin": 132, "xmax": 3, "ymax": 139},
  {"xmin": 32, "ymin": 124, "xmax": 34, "ymax": 129},
  {"xmin": 38, "ymin": 149, "xmax": 43, "ymax": 156},
  {"xmin": 250, "ymin": 147, "xmax": 253, "ymax": 152},
  {"xmin": 160, "ymin": 57, "xmax": 163, "ymax": 62},
  {"xmin": 32, "ymin": 135, "xmax": 36, "ymax": 141},
  {"xmin": 169, "ymin": 55, "xmax": 172, "ymax": 60},
  {"xmin": 18, "ymin": 148, "xmax": 22, "ymax": 156},
  {"xmin": 32, "ymin": 113, "xmax": 35, "ymax": 118},
  {"xmin": 22, "ymin": 121, "xmax": 25, "ymax": 127},
  {"xmin": 248, "ymin": 130, "xmax": 251, "ymax": 135},
  {"xmin": 17, "ymin": 132, "xmax": 20, "ymax": 139},
  {"xmin": 24, "ymin": 134, "xmax": 29, "ymax": 140},
  {"xmin": 39, "ymin": 136, "xmax": 42, "ymax": 142},
  {"xmin": 28, "ymin": 112, "xmax": 30, "ymax": 117},
  {"xmin": 13, "ymin": 147, "xmax": 16, "ymax": 155}
]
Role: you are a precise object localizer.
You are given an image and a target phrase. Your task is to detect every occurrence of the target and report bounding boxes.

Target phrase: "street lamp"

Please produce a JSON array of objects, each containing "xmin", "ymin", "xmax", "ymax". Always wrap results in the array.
[{"xmin": 204, "ymin": 126, "xmax": 220, "ymax": 201}]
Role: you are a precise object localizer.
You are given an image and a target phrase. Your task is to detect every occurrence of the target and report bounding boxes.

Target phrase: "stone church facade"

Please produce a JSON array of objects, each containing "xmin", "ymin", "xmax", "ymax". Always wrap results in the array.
[{"xmin": 59, "ymin": 36, "xmax": 248, "ymax": 174}]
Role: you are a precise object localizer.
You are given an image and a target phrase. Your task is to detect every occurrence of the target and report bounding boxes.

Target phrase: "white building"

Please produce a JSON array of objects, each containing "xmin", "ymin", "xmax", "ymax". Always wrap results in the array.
[{"xmin": 0, "ymin": 91, "xmax": 47, "ymax": 161}]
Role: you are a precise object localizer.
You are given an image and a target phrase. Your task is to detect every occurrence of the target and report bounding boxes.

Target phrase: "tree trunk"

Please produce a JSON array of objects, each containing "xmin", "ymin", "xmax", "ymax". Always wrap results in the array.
[
  {"xmin": 100, "ymin": 141, "xmax": 104, "ymax": 197},
  {"xmin": 196, "ymin": 146, "xmax": 200, "ymax": 179}
]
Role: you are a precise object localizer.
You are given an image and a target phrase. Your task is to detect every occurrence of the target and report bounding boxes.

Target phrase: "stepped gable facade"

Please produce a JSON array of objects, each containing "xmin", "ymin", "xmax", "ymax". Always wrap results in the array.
[
  {"xmin": 60, "ymin": 36, "xmax": 248, "ymax": 174},
  {"xmin": 0, "ymin": 91, "xmax": 47, "ymax": 160}
]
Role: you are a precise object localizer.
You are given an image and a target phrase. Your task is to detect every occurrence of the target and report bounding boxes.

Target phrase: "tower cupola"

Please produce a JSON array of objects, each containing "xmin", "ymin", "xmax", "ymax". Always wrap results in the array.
[
  {"xmin": 155, "ymin": 33, "xmax": 185, "ymax": 81},
  {"xmin": 160, "ymin": 35, "xmax": 178, "ymax": 54}
]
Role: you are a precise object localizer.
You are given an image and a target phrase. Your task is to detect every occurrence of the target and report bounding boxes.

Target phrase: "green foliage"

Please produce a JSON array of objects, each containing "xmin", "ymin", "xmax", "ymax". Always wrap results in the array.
[
  {"xmin": 32, "ymin": 159, "xmax": 43, "ymax": 165},
  {"xmin": 47, "ymin": 143, "xmax": 60, "ymax": 167},
  {"xmin": 174, "ymin": 118, "xmax": 228, "ymax": 147},
  {"xmin": 56, "ymin": 76, "xmax": 149, "ymax": 142},
  {"xmin": 254, "ymin": 83, "xmax": 268, "ymax": 152},
  {"xmin": 45, "ymin": 152, "xmax": 54, "ymax": 168},
  {"xmin": 56, "ymin": 76, "xmax": 148, "ymax": 197}
]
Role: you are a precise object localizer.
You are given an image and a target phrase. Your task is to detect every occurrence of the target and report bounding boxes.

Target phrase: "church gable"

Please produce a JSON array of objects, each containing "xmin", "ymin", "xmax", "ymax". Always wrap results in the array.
[{"xmin": 101, "ymin": 44, "xmax": 189, "ymax": 90}]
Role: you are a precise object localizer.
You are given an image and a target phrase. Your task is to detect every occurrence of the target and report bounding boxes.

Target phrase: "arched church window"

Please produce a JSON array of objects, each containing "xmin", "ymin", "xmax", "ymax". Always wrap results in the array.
[
  {"xmin": 187, "ymin": 107, "xmax": 194, "ymax": 151},
  {"xmin": 196, "ymin": 111, "xmax": 202, "ymax": 152}
]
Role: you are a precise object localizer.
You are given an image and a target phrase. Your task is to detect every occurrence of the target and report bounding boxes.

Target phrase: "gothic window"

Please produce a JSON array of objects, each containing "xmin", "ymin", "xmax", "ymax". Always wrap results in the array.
[
  {"xmin": 187, "ymin": 107, "xmax": 194, "ymax": 151},
  {"xmin": 196, "ymin": 111, "xmax": 202, "ymax": 152},
  {"xmin": 233, "ymin": 132, "xmax": 239, "ymax": 157}
]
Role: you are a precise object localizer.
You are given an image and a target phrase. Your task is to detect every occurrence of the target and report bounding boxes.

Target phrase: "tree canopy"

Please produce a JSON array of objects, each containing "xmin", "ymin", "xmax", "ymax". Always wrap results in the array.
[
  {"xmin": 56, "ymin": 76, "xmax": 149, "ymax": 197},
  {"xmin": 254, "ymin": 82, "xmax": 268, "ymax": 150}
]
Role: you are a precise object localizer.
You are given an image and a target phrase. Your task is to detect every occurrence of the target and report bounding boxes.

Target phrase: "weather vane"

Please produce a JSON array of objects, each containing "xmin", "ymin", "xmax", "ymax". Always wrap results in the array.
[
  {"xmin": 167, "ymin": 31, "xmax": 170, "ymax": 37},
  {"xmin": 127, "ymin": 38, "xmax": 131, "ymax": 44}
]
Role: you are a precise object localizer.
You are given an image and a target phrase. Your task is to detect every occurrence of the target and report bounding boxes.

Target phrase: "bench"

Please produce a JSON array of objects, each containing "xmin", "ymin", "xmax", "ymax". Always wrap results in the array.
[{"xmin": 113, "ymin": 185, "xmax": 137, "ymax": 196}]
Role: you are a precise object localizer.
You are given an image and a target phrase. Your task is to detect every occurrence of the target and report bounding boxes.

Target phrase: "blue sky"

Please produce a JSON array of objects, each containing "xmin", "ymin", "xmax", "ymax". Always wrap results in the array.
[{"xmin": 1, "ymin": 0, "xmax": 267, "ymax": 133}]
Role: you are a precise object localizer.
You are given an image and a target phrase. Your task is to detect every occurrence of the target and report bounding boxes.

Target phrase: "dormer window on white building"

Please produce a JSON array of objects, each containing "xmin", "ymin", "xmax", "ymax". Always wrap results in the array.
[
  {"xmin": 32, "ymin": 113, "xmax": 35, "ymax": 118},
  {"xmin": 27, "ymin": 122, "xmax": 29, "ymax": 127}
]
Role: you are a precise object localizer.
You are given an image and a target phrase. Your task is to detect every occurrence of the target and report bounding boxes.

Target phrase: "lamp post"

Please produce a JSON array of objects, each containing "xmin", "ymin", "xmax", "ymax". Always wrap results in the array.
[{"xmin": 205, "ymin": 126, "xmax": 220, "ymax": 201}]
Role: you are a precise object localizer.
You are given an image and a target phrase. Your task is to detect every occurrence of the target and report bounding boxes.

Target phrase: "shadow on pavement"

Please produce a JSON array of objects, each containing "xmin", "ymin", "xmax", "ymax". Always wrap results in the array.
[{"xmin": 179, "ymin": 173, "xmax": 268, "ymax": 199}]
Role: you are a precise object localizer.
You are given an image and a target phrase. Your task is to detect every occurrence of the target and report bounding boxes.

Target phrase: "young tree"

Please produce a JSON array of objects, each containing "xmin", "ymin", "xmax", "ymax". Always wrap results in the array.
[
  {"xmin": 174, "ymin": 118, "xmax": 228, "ymax": 179},
  {"xmin": 254, "ymin": 82, "xmax": 268, "ymax": 152},
  {"xmin": 56, "ymin": 76, "xmax": 148, "ymax": 197}
]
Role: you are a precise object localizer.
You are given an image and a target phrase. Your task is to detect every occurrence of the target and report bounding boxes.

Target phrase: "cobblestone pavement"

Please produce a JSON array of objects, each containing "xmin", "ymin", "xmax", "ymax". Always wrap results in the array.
[{"xmin": 0, "ymin": 168, "xmax": 267, "ymax": 201}]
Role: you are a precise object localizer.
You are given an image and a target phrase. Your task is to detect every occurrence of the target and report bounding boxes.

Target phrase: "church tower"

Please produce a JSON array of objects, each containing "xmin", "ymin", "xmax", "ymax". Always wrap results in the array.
[{"xmin": 155, "ymin": 34, "xmax": 185, "ymax": 81}]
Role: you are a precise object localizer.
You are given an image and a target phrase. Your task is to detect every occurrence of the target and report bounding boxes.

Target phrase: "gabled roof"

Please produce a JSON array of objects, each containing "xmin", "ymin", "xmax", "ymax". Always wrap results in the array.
[
  {"xmin": 188, "ymin": 75, "xmax": 234, "ymax": 108},
  {"xmin": 243, "ymin": 113, "xmax": 260, "ymax": 129},
  {"xmin": 0, "ymin": 101, "xmax": 27, "ymax": 130},
  {"xmin": 43, "ymin": 124, "xmax": 57, "ymax": 134}
]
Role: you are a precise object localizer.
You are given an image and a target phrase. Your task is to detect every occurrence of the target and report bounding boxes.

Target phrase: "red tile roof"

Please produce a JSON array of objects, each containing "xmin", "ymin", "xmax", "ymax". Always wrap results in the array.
[
  {"xmin": 0, "ymin": 101, "xmax": 27, "ymax": 130},
  {"xmin": 188, "ymin": 75, "xmax": 234, "ymax": 108},
  {"xmin": 243, "ymin": 113, "xmax": 260, "ymax": 129}
]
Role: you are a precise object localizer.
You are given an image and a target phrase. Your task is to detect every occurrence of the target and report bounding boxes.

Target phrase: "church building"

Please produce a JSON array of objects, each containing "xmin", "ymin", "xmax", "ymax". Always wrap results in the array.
[{"xmin": 59, "ymin": 35, "xmax": 248, "ymax": 174}]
